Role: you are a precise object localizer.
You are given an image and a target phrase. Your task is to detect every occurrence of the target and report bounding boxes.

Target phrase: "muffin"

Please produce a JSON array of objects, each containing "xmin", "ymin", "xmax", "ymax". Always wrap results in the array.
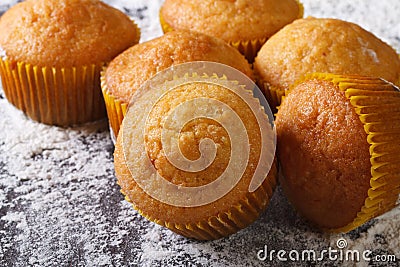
[
  {"xmin": 276, "ymin": 73, "xmax": 400, "ymax": 232},
  {"xmin": 114, "ymin": 62, "xmax": 277, "ymax": 240},
  {"xmin": 254, "ymin": 17, "xmax": 400, "ymax": 109},
  {"xmin": 101, "ymin": 30, "xmax": 253, "ymax": 138},
  {"xmin": 0, "ymin": 0, "xmax": 140, "ymax": 126},
  {"xmin": 159, "ymin": 0, "xmax": 303, "ymax": 62}
]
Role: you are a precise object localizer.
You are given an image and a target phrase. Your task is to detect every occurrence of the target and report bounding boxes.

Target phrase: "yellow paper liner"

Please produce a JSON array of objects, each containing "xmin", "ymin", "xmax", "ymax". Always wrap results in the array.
[
  {"xmin": 0, "ymin": 58, "xmax": 106, "ymax": 126},
  {"xmin": 160, "ymin": 11, "xmax": 265, "ymax": 63},
  {"xmin": 258, "ymin": 81, "xmax": 285, "ymax": 112},
  {"xmin": 115, "ymin": 70, "xmax": 278, "ymax": 240},
  {"xmin": 159, "ymin": 1, "xmax": 304, "ymax": 63},
  {"xmin": 100, "ymin": 69, "xmax": 128, "ymax": 138},
  {"xmin": 288, "ymin": 73, "xmax": 400, "ymax": 233},
  {"xmin": 118, "ymin": 158, "xmax": 277, "ymax": 240}
]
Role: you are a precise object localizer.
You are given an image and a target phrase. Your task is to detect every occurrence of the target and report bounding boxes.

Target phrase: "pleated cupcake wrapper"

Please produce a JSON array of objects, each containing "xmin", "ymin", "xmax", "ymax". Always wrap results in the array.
[
  {"xmin": 259, "ymin": 81, "xmax": 285, "ymax": 112},
  {"xmin": 295, "ymin": 73, "xmax": 400, "ymax": 233},
  {"xmin": 100, "ymin": 69, "xmax": 128, "ymax": 138},
  {"xmin": 117, "ymin": 71, "xmax": 278, "ymax": 240},
  {"xmin": 119, "ymin": 159, "xmax": 277, "ymax": 240},
  {"xmin": 159, "ymin": 0, "xmax": 304, "ymax": 63},
  {"xmin": 0, "ymin": 58, "xmax": 106, "ymax": 126}
]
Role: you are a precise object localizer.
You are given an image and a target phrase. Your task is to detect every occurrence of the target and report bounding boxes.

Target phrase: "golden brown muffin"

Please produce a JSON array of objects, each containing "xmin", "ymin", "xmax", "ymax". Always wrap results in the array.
[
  {"xmin": 0, "ymin": 0, "xmax": 140, "ymax": 126},
  {"xmin": 276, "ymin": 73, "xmax": 400, "ymax": 231},
  {"xmin": 159, "ymin": 0, "xmax": 303, "ymax": 62},
  {"xmin": 254, "ymin": 17, "xmax": 400, "ymax": 109},
  {"xmin": 101, "ymin": 30, "xmax": 253, "ymax": 137},
  {"xmin": 114, "ymin": 65, "xmax": 277, "ymax": 240}
]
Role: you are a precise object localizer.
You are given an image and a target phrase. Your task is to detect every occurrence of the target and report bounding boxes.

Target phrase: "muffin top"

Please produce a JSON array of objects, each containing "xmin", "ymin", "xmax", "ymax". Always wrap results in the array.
[
  {"xmin": 160, "ymin": 0, "xmax": 302, "ymax": 42},
  {"xmin": 276, "ymin": 78, "xmax": 371, "ymax": 229},
  {"xmin": 254, "ymin": 17, "xmax": 400, "ymax": 93},
  {"xmin": 104, "ymin": 30, "xmax": 253, "ymax": 103},
  {"xmin": 115, "ymin": 77, "xmax": 276, "ymax": 225},
  {"xmin": 0, "ymin": 0, "xmax": 139, "ymax": 67}
]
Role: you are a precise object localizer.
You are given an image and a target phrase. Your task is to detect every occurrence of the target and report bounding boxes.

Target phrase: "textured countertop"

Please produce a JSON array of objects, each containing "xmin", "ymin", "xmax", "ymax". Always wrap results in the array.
[{"xmin": 0, "ymin": 0, "xmax": 399, "ymax": 266}]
